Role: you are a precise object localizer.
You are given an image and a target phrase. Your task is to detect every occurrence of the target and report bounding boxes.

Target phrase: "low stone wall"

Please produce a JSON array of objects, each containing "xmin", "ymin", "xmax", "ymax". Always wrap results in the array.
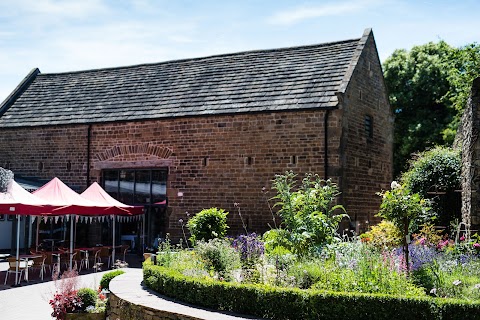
[
  {"xmin": 108, "ymin": 269, "xmax": 254, "ymax": 320},
  {"xmin": 108, "ymin": 293, "xmax": 199, "ymax": 320}
]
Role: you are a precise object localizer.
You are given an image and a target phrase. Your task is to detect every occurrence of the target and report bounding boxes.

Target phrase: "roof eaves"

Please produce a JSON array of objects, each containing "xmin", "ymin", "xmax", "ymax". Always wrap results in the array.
[
  {"xmin": 0, "ymin": 68, "xmax": 40, "ymax": 117},
  {"xmin": 336, "ymin": 28, "xmax": 372, "ymax": 96}
]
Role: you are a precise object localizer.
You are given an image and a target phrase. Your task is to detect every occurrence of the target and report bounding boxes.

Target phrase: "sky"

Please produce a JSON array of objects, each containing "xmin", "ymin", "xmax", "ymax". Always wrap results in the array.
[{"xmin": 1, "ymin": 0, "xmax": 479, "ymax": 101}]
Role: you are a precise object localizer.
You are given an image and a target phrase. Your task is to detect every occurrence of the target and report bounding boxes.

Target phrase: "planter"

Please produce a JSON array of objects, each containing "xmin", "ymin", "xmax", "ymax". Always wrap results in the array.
[{"xmin": 65, "ymin": 312, "xmax": 105, "ymax": 320}]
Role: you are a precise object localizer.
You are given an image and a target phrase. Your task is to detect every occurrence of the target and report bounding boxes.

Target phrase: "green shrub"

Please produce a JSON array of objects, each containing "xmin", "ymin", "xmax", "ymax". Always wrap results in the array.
[
  {"xmin": 100, "ymin": 270, "xmax": 125, "ymax": 290},
  {"xmin": 361, "ymin": 220, "xmax": 403, "ymax": 249},
  {"xmin": 187, "ymin": 208, "xmax": 229, "ymax": 245},
  {"xmin": 144, "ymin": 264, "xmax": 480, "ymax": 320},
  {"xmin": 269, "ymin": 171, "xmax": 347, "ymax": 256},
  {"xmin": 195, "ymin": 238, "xmax": 240, "ymax": 279},
  {"xmin": 77, "ymin": 287, "xmax": 97, "ymax": 311},
  {"xmin": 401, "ymin": 146, "xmax": 460, "ymax": 198}
]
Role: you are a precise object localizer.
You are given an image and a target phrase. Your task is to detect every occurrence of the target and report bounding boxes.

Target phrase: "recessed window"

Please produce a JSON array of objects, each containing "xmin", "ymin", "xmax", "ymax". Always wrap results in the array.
[
  {"xmin": 365, "ymin": 115, "xmax": 373, "ymax": 140},
  {"xmin": 38, "ymin": 162, "xmax": 44, "ymax": 171},
  {"xmin": 290, "ymin": 155, "xmax": 297, "ymax": 165},
  {"xmin": 66, "ymin": 160, "xmax": 72, "ymax": 172},
  {"xmin": 245, "ymin": 157, "xmax": 253, "ymax": 166},
  {"xmin": 202, "ymin": 157, "xmax": 209, "ymax": 167}
]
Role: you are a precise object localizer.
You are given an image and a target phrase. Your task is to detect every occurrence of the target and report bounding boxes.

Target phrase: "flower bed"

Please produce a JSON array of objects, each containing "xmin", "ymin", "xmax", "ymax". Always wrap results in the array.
[{"xmin": 143, "ymin": 263, "xmax": 480, "ymax": 320}]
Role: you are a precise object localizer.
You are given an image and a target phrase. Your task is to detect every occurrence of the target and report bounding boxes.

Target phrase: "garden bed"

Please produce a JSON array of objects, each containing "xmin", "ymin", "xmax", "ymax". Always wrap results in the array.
[{"xmin": 143, "ymin": 263, "xmax": 480, "ymax": 320}]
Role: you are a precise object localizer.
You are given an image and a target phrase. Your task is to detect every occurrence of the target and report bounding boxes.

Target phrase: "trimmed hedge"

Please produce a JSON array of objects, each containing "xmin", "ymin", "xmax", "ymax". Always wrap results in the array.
[
  {"xmin": 143, "ymin": 264, "xmax": 480, "ymax": 320},
  {"xmin": 100, "ymin": 270, "xmax": 125, "ymax": 290}
]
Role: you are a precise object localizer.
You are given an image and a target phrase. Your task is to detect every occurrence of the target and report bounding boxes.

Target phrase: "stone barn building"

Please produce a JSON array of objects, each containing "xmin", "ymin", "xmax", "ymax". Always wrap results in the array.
[{"xmin": 0, "ymin": 29, "xmax": 393, "ymax": 247}]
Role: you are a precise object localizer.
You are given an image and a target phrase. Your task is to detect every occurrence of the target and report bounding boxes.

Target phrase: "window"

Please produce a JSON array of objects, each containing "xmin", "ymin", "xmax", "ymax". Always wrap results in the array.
[
  {"xmin": 365, "ymin": 115, "xmax": 373, "ymax": 140},
  {"xmin": 102, "ymin": 168, "xmax": 167, "ymax": 205}
]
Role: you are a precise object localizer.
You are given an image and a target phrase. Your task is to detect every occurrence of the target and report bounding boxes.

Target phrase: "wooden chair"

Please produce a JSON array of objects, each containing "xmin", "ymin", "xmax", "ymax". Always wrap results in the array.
[
  {"xmin": 43, "ymin": 252, "xmax": 56, "ymax": 276},
  {"xmin": 121, "ymin": 245, "xmax": 130, "ymax": 261},
  {"xmin": 4, "ymin": 257, "xmax": 28, "ymax": 285},
  {"xmin": 97, "ymin": 247, "xmax": 112, "ymax": 269},
  {"xmin": 29, "ymin": 255, "xmax": 46, "ymax": 281},
  {"xmin": 143, "ymin": 253, "xmax": 152, "ymax": 262}
]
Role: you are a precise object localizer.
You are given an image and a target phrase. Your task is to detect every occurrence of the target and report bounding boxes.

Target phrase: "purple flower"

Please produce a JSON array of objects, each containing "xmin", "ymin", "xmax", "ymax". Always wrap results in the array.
[{"xmin": 232, "ymin": 233, "xmax": 264, "ymax": 267}]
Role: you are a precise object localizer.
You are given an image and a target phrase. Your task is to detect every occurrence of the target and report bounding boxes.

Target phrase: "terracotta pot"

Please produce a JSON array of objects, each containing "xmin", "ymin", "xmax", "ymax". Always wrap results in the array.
[{"xmin": 65, "ymin": 312, "xmax": 105, "ymax": 320}]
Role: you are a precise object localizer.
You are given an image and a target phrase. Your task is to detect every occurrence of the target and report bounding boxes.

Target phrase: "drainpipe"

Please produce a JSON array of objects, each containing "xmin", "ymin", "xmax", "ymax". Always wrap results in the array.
[
  {"xmin": 324, "ymin": 110, "xmax": 330, "ymax": 180},
  {"xmin": 86, "ymin": 124, "xmax": 92, "ymax": 187}
]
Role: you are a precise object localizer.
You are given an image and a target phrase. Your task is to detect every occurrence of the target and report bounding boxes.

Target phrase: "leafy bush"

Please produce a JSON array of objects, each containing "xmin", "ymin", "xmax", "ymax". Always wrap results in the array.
[
  {"xmin": 187, "ymin": 208, "xmax": 229, "ymax": 245},
  {"xmin": 49, "ymin": 269, "xmax": 82, "ymax": 320},
  {"xmin": 77, "ymin": 288, "xmax": 97, "ymax": 311},
  {"xmin": 195, "ymin": 238, "xmax": 240, "ymax": 280},
  {"xmin": 269, "ymin": 171, "xmax": 347, "ymax": 256},
  {"xmin": 401, "ymin": 146, "xmax": 460, "ymax": 197},
  {"xmin": 361, "ymin": 220, "xmax": 403, "ymax": 249},
  {"xmin": 144, "ymin": 264, "xmax": 480, "ymax": 320},
  {"xmin": 99, "ymin": 270, "xmax": 125, "ymax": 290}
]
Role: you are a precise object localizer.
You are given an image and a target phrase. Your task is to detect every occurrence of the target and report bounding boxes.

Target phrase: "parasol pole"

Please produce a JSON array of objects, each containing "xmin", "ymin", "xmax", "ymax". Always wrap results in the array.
[
  {"xmin": 15, "ymin": 213, "xmax": 20, "ymax": 286},
  {"xmin": 69, "ymin": 215, "xmax": 74, "ymax": 270},
  {"xmin": 112, "ymin": 215, "xmax": 116, "ymax": 267}
]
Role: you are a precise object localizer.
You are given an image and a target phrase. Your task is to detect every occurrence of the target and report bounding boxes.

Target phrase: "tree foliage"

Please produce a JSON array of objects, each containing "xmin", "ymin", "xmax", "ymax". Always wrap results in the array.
[
  {"xmin": 383, "ymin": 41, "xmax": 480, "ymax": 176},
  {"xmin": 401, "ymin": 146, "xmax": 461, "ymax": 198}
]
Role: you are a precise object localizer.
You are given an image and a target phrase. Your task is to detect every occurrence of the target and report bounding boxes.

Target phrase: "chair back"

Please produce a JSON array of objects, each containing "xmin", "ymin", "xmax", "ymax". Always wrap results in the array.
[
  {"xmin": 44, "ymin": 252, "xmax": 54, "ymax": 265},
  {"xmin": 32, "ymin": 255, "xmax": 46, "ymax": 267},
  {"xmin": 99, "ymin": 247, "xmax": 110, "ymax": 258},
  {"xmin": 7, "ymin": 257, "xmax": 27, "ymax": 270}
]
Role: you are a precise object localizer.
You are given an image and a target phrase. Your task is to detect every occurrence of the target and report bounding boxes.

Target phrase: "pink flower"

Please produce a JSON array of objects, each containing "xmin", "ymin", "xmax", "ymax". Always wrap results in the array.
[
  {"xmin": 460, "ymin": 236, "xmax": 465, "ymax": 241},
  {"xmin": 473, "ymin": 243, "xmax": 480, "ymax": 248}
]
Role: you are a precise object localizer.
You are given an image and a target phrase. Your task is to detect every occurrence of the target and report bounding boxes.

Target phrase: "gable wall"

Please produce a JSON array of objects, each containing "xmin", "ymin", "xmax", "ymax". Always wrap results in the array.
[{"xmin": 338, "ymin": 34, "xmax": 394, "ymax": 234}]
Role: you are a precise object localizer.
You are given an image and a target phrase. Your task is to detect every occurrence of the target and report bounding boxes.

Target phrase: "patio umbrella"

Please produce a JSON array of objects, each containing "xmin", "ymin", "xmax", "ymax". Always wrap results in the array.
[
  {"xmin": 80, "ymin": 182, "xmax": 143, "ymax": 264},
  {"xmin": 0, "ymin": 180, "xmax": 67, "ymax": 285},
  {"xmin": 33, "ymin": 178, "xmax": 127, "ymax": 269}
]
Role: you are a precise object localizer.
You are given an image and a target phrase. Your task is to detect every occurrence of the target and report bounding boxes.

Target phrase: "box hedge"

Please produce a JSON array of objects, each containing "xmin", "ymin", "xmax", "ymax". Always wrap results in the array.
[{"xmin": 143, "ymin": 264, "xmax": 480, "ymax": 320}]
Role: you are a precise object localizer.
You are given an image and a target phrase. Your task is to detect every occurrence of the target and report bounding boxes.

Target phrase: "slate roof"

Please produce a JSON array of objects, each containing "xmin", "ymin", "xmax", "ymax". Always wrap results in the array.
[{"xmin": 0, "ymin": 29, "xmax": 371, "ymax": 128}]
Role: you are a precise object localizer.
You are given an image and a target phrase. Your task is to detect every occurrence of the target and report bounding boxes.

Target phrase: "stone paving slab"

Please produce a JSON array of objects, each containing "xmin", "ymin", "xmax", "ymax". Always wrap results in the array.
[
  {"xmin": 0, "ymin": 261, "xmax": 114, "ymax": 320},
  {"xmin": 110, "ymin": 269, "xmax": 263, "ymax": 320}
]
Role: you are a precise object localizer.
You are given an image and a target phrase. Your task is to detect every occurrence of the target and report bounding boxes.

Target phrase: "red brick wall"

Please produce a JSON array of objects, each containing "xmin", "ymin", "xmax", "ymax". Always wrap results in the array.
[
  {"xmin": 0, "ymin": 110, "xmax": 338, "ymax": 239},
  {"xmin": 339, "ymin": 33, "xmax": 394, "ymax": 234}
]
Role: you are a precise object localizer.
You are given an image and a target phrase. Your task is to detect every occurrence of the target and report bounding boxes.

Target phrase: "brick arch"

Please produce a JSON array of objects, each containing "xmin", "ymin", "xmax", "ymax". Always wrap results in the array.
[{"xmin": 95, "ymin": 143, "xmax": 173, "ymax": 161}]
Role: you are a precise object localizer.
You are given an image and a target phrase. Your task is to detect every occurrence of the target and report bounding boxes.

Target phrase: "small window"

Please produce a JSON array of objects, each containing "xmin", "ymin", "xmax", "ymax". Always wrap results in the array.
[
  {"xmin": 365, "ymin": 115, "xmax": 373, "ymax": 139},
  {"xmin": 290, "ymin": 155, "xmax": 297, "ymax": 165},
  {"xmin": 202, "ymin": 157, "xmax": 209, "ymax": 167},
  {"xmin": 0, "ymin": 214, "xmax": 4, "ymax": 221}
]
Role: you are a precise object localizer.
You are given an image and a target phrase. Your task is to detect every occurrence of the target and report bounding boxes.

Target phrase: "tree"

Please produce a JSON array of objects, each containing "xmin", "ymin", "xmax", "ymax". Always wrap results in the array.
[
  {"xmin": 383, "ymin": 41, "xmax": 454, "ymax": 176},
  {"xmin": 377, "ymin": 182, "xmax": 433, "ymax": 272},
  {"xmin": 383, "ymin": 41, "xmax": 480, "ymax": 176}
]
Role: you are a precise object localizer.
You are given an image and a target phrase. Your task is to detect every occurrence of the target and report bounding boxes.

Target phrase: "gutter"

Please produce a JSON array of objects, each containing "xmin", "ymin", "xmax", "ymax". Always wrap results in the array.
[
  {"xmin": 86, "ymin": 124, "xmax": 92, "ymax": 187},
  {"xmin": 324, "ymin": 109, "xmax": 330, "ymax": 180}
]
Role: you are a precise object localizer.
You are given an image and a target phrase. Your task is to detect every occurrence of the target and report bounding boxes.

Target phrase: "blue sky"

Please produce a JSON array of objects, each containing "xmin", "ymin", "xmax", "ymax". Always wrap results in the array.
[{"xmin": 1, "ymin": 0, "xmax": 479, "ymax": 101}]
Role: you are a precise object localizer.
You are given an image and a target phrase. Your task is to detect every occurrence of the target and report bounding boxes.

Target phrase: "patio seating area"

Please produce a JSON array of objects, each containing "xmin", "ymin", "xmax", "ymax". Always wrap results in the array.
[{"xmin": 0, "ymin": 251, "xmax": 142, "ymax": 287}]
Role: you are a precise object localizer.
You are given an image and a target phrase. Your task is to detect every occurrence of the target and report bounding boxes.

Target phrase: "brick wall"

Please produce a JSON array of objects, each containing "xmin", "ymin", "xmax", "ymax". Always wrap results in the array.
[
  {"xmin": 339, "ymin": 32, "xmax": 394, "ymax": 234},
  {"xmin": 0, "ymin": 110, "xmax": 338, "ymax": 239}
]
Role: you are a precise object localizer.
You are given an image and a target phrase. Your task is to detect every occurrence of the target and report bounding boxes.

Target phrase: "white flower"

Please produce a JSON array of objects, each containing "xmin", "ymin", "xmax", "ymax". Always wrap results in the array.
[
  {"xmin": 474, "ymin": 284, "xmax": 480, "ymax": 289},
  {"xmin": 453, "ymin": 280, "xmax": 462, "ymax": 286},
  {"xmin": 390, "ymin": 181, "xmax": 401, "ymax": 190},
  {"xmin": 430, "ymin": 288, "xmax": 437, "ymax": 295}
]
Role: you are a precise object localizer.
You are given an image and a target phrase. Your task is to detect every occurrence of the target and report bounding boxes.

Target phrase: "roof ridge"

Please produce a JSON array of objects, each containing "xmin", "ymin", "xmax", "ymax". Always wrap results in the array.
[{"xmin": 38, "ymin": 38, "xmax": 361, "ymax": 76}]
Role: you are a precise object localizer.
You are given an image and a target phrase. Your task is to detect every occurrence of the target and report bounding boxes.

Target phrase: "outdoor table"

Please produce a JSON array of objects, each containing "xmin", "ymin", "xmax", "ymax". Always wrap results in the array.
[
  {"xmin": 121, "ymin": 235, "xmax": 136, "ymax": 250},
  {"xmin": 17, "ymin": 254, "xmax": 43, "ymax": 284}
]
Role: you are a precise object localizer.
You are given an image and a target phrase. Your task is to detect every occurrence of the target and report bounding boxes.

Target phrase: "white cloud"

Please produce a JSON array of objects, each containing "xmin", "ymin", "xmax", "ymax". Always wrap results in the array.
[
  {"xmin": 268, "ymin": 0, "xmax": 379, "ymax": 25},
  {"xmin": 6, "ymin": 0, "xmax": 108, "ymax": 18}
]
